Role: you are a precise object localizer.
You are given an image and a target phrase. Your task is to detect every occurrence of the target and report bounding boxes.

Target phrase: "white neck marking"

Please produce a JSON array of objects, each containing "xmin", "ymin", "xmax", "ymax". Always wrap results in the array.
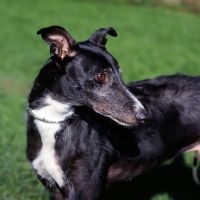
[{"xmin": 29, "ymin": 95, "xmax": 74, "ymax": 122}]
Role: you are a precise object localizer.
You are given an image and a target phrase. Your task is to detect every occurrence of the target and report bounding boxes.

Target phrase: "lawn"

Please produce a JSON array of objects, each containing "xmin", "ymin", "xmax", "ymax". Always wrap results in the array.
[{"xmin": 1, "ymin": 0, "xmax": 200, "ymax": 199}]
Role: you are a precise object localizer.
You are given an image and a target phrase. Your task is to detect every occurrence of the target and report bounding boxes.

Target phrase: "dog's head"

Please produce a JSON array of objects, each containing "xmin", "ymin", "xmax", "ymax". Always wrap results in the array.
[{"xmin": 35, "ymin": 26, "xmax": 148, "ymax": 125}]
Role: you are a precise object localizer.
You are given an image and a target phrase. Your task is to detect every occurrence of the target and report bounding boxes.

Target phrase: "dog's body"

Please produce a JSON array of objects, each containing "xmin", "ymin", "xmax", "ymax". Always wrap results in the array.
[{"xmin": 26, "ymin": 26, "xmax": 200, "ymax": 200}]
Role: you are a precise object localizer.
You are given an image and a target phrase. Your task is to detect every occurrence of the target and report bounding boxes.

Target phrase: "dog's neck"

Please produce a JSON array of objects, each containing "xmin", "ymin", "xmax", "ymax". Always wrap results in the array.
[{"xmin": 28, "ymin": 95, "xmax": 74, "ymax": 123}]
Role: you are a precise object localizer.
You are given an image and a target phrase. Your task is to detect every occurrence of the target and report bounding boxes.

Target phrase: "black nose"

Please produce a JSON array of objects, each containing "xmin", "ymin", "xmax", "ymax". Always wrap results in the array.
[{"xmin": 136, "ymin": 109, "xmax": 149, "ymax": 123}]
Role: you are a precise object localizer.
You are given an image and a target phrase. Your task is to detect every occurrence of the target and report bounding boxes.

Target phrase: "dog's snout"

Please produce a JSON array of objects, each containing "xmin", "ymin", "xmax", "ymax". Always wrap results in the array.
[{"xmin": 136, "ymin": 109, "xmax": 149, "ymax": 123}]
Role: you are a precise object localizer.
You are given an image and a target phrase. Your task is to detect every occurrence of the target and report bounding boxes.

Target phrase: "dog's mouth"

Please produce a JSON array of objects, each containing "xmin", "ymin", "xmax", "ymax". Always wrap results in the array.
[{"xmin": 93, "ymin": 107, "xmax": 138, "ymax": 126}]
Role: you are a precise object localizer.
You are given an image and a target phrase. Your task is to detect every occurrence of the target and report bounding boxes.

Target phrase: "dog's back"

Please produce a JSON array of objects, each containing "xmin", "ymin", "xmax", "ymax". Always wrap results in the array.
[{"xmin": 107, "ymin": 74, "xmax": 200, "ymax": 183}]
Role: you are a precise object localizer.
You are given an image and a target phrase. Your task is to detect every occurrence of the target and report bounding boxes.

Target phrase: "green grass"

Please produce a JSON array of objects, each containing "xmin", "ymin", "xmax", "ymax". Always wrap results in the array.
[{"xmin": 1, "ymin": 0, "xmax": 200, "ymax": 199}]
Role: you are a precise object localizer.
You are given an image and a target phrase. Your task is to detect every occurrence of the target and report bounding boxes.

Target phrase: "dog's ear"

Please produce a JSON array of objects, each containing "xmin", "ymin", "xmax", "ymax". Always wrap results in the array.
[
  {"xmin": 89, "ymin": 27, "xmax": 117, "ymax": 47},
  {"xmin": 37, "ymin": 26, "xmax": 79, "ymax": 59}
]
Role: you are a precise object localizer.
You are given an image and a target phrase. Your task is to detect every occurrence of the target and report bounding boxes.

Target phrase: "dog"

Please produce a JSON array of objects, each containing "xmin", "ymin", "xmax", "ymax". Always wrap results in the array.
[
  {"xmin": 26, "ymin": 26, "xmax": 148, "ymax": 200},
  {"xmin": 26, "ymin": 26, "xmax": 200, "ymax": 200}
]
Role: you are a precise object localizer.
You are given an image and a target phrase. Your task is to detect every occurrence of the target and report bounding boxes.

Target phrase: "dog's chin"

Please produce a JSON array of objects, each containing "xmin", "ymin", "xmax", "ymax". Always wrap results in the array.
[
  {"xmin": 93, "ymin": 108, "xmax": 137, "ymax": 127},
  {"xmin": 109, "ymin": 117, "xmax": 136, "ymax": 127}
]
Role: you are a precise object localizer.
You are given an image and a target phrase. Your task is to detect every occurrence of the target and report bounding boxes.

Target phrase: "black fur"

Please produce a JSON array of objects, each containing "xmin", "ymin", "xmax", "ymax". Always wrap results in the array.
[{"xmin": 26, "ymin": 26, "xmax": 200, "ymax": 200}]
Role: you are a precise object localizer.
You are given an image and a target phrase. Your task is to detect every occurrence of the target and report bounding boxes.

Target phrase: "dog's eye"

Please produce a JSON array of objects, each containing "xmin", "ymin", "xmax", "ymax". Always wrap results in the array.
[{"xmin": 95, "ymin": 73, "xmax": 107, "ymax": 82}]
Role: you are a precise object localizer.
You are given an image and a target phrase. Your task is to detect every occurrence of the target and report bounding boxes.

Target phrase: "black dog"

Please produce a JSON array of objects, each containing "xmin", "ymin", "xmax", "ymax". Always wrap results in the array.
[
  {"xmin": 26, "ymin": 26, "xmax": 200, "ymax": 200},
  {"xmin": 26, "ymin": 26, "xmax": 148, "ymax": 200}
]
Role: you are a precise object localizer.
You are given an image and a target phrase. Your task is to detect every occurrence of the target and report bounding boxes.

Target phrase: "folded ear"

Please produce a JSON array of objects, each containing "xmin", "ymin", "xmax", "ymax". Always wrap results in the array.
[
  {"xmin": 37, "ymin": 26, "xmax": 79, "ymax": 59},
  {"xmin": 89, "ymin": 27, "xmax": 117, "ymax": 47}
]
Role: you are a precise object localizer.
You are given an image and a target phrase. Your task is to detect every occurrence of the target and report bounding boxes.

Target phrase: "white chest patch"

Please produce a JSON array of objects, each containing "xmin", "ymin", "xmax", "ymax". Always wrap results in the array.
[
  {"xmin": 32, "ymin": 122, "xmax": 64, "ymax": 187},
  {"xmin": 30, "ymin": 95, "xmax": 74, "ymax": 188}
]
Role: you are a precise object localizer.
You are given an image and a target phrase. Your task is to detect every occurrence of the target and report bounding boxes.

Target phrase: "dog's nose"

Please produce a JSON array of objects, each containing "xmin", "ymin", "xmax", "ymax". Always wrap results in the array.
[{"xmin": 136, "ymin": 109, "xmax": 149, "ymax": 123}]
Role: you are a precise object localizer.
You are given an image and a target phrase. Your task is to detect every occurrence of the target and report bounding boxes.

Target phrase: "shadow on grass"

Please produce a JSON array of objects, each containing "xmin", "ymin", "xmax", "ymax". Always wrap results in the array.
[{"xmin": 102, "ymin": 155, "xmax": 200, "ymax": 200}]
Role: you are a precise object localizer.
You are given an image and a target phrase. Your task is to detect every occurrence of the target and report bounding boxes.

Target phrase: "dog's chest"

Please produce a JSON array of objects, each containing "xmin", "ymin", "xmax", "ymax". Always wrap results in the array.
[
  {"xmin": 32, "ymin": 121, "xmax": 64, "ymax": 187},
  {"xmin": 29, "ymin": 95, "xmax": 74, "ymax": 188}
]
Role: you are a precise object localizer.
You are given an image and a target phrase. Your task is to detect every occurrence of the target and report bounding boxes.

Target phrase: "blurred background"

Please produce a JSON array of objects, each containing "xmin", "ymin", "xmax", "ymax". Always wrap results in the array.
[{"xmin": 1, "ymin": 0, "xmax": 200, "ymax": 199}]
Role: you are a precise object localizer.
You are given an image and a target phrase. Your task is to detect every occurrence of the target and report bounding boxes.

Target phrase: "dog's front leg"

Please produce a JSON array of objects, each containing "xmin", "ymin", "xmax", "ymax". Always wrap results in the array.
[
  {"xmin": 65, "ymin": 166, "xmax": 107, "ymax": 200},
  {"xmin": 43, "ymin": 174, "xmax": 105, "ymax": 200}
]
